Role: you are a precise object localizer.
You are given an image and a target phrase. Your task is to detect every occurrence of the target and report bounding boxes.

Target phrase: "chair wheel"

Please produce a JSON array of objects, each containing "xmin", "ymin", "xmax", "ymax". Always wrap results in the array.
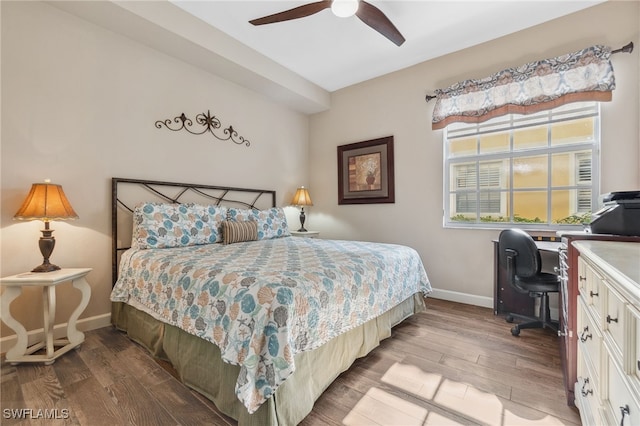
[
  {"xmin": 511, "ymin": 326, "xmax": 520, "ymax": 336},
  {"xmin": 506, "ymin": 315, "xmax": 514, "ymax": 323}
]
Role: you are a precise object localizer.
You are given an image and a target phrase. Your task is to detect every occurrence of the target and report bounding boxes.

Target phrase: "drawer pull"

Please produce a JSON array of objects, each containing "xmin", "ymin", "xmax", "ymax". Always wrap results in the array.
[
  {"xmin": 580, "ymin": 326, "xmax": 592, "ymax": 342},
  {"xmin": 579, "ymin": 275, "xmax": 587, "ymax": 282},
  {"xmin": 590, "ymin": 290, "xmax": 599, "ymax": 297},
  {"xmin": 620, "ymin": 404, "xmax": 630, "ymax": 426},
  {"xmin": 581, "ymin": 378, "xmax": 593, "ymax": 397},
  {"xmin": 607, "ymin": 315, "xmax": 619, "ymax": 324}
]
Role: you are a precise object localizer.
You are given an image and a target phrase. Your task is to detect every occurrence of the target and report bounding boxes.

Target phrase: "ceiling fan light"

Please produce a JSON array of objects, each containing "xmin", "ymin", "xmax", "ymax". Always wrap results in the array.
[{"xmin": 331, "ymin": 0, "xmax": 359, "ymax": 18}]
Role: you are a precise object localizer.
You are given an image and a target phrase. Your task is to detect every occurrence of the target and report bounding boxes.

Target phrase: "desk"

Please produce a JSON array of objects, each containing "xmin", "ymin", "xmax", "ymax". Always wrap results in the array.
[
  {"xmin": 493, "ymin": 239, "xmax": 560, "ymax": 316},
  {"xmin": 534, "ymin": 241, "xmax": 563, "ymax": 253}
]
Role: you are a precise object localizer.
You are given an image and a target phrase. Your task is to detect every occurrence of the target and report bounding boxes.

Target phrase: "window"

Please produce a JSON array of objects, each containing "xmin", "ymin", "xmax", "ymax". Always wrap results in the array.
[
  {"xmin": 444, "ymin": 102, "xmax": 600, "ymax": 229},
  {"xmin": 453, "ymin": 162, "xmax": 503, "ymax": 216},
  {"xmin": 576, "ymin": 153, "xmax": 592, "ymax": 213}
]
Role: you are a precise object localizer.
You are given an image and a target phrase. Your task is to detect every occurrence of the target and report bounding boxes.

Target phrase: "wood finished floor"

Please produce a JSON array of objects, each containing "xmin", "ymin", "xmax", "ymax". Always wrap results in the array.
[{"xmin": 1, "ymin": 298, "xmax": 580, "ymax": 425}]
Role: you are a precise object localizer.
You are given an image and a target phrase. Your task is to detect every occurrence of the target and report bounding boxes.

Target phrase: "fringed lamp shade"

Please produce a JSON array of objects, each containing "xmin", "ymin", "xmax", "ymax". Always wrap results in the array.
[
  {"xmin": 14, "ymin": 182, "xmax": 78, "ymax": 272},
  {"xmin": 14, "ymin": 183, "xmax": 78, "ymax": 221},
  {"xmin": 290, "ymin": 187, "xmax": 313, "ymax": 232}
]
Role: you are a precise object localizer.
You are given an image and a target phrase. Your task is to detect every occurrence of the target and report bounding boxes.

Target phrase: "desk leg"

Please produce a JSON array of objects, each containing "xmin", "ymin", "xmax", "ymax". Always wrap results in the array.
[
  {"xmin": 66, "ymin": 276, "xmax": 90, "ymax": 346},
  {"xmin": 1, "ymin": 287, "xmax": 28, "ymax": 363}
]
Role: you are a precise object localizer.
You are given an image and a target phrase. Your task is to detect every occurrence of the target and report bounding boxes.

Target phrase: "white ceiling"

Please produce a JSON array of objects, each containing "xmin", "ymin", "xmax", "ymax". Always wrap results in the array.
[
  {"xmin": 51, "ymin": 0, "xmax": 605, "ymax": 113},
  {"xmin": 171, "ymin": 0, "xmax": 605, "ymax": 92}
]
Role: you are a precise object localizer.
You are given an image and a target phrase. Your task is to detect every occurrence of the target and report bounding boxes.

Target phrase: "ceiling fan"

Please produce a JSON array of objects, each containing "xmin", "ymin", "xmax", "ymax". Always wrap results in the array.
[{"xmin": 249, "ymin": 0, "xmax": 405, "ymax": 46}]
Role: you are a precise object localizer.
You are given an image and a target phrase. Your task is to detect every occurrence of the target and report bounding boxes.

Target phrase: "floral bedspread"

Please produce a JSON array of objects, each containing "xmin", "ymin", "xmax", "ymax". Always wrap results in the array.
[{"xmin": 111, "ymin": 237, "xmax": 431, "ymax": 413}]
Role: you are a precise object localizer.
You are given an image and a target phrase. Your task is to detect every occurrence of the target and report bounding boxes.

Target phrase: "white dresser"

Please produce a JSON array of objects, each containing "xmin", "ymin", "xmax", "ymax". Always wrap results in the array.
[{"xmin": 573, "ymin": 240, "xmax": 640, "ymax": 425}]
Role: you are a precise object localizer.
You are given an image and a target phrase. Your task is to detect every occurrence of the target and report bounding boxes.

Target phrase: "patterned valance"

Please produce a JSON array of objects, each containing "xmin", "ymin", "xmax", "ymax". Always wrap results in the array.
[{"xmin": 431, "ymin": 45, "xmax": 615, "ymax": 130}]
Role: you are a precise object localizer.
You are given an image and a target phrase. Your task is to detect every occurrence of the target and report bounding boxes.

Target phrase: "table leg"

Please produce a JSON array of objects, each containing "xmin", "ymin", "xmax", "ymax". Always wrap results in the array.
[
  {"xmin": 43, "ymin": 286, "xmax": 56, "ymax": 361},
  {"xmin": 66, "ymin": 276, "xmax": 90, "ymax": 346},
  {"xmin": 1, "ymin": 286, "xmax": 28, "ymax": 362}
]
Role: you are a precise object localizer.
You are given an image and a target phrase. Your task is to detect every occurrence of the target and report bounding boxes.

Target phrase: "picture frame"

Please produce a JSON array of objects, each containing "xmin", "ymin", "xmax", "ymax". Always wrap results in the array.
[{"xmin": 337, "ymin": 136, "xmax": 395, "ymax": 205}]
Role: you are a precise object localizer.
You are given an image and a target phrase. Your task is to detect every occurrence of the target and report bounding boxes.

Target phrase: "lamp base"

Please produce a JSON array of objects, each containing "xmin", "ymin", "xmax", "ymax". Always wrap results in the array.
[
  {"xmin": 33, "ymin": 224, "xmax": 60, "ymax": 273},
  {"xmin": 32, "ymin": 262, "xmax": 61, "ymax": 273},
  {"xmin": 298, "ymin": 207, "xmax": 308, "ymax": 232}
]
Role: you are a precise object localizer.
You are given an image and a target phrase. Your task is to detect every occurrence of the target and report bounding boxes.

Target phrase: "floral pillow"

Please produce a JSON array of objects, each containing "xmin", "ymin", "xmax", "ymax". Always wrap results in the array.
[
  {"xmin": 132, "ymin": 203, "xmax": 227, "ymax": 249},
  {"xmin": 227, "ymin": 207, "xmax": 290, "ymax": 240}
]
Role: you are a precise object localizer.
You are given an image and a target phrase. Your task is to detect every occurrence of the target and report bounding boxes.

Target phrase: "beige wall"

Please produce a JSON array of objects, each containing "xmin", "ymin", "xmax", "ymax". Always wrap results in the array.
[
  {"xmin": 0, "ymin": 2, "xmax": 310, "ymax": 338},
  {"xmin": 1, "ymin": 1, "xmax": 638, "ymax": 343},
  {"xmin": 308, "ymin": 1, "xmax": 640, "ymax": 306}
]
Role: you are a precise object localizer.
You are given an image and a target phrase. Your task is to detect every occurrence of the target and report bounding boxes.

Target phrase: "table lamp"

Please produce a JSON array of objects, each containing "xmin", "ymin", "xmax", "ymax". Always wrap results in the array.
[
  {"xmin": 13, "ymin": 180, "xmax": 79, "ymax": 272},
  {"xmin": 291, "ymin": 186, "xmax": 313, "ymax": 232}
]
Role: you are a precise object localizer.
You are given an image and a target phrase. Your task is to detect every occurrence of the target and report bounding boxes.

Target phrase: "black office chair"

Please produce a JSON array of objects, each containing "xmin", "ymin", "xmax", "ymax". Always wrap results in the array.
[{"xmin": 498, "ymin": 229, "xmax": 560, "ymax": 336}]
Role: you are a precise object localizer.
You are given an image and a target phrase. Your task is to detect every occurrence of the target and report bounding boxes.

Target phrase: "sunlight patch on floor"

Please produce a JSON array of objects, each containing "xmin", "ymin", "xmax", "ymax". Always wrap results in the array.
[
  {"xmin": 434, "ymin": 382, "xmax": 503, "ymax": 425},
  {"xmin": 503, "ymin": 410, "xmax": 569, "ymax": 425},
  {"xmin": 380, "ymin": 361, "xmax": 563, "ymax": 425},
  {"xmin": 380, "ymin": 361, "xmax": 504, "ymax": 424},
  {"xmin": 423, "ymin": 412, "xmax": 468, "ymax": 425},
  {"xmin": 342, "ymin": 387, "xmax": 428, "ymax": 426},
  {"xmin": 345, "ymin": 361, "xmax": 572, "ymax": 425},
  {"xmin": 381, "ymin": 362, "xmax": 444, "ymax": 399}
]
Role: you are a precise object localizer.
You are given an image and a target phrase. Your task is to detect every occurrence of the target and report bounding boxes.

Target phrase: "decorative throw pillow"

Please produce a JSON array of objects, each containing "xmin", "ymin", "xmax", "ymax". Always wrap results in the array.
[
  {"xmin": 222, "ymin": 220, "xmax": 258, "ymax": 245},
  {"xmin": 227, "ymin": 207, "xmax": 291, "ymax": 240},
  {"xmin": 132, "ymin": 203, "xmax": 227, "ymax": 249}
]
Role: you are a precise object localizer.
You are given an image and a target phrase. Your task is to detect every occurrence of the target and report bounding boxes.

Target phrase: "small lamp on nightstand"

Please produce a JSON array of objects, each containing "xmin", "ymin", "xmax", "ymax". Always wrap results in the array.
[
  {"xmin": 14, "ymin": 180, "xmax": 79, "ymax": 272},
  {"xmin": 290, "ymin": 186, "xmax": 313, "ymax": 232}
]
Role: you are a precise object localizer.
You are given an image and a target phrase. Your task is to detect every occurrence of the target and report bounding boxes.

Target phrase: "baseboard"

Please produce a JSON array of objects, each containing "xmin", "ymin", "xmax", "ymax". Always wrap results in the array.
[
  {"xmin": 428, "ymin": 288, "xmax": 494, "ymax": 308},
  {"xmin": 1, "ymin": 313, "xmax": 112, "ymax": 355},
  {"xmin": 428, "ymin": 288, "xmax": 560, "ymax": 321}
]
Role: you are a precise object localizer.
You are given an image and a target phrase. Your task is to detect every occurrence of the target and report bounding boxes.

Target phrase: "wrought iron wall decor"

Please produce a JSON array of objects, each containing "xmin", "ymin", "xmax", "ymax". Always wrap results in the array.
[{"xmin": 155, "ymin": 110, "xmax": 251, "ymax": 147}]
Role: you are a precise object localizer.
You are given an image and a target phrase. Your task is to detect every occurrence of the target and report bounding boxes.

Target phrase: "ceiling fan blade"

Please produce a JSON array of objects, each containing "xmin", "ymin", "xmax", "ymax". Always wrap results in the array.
[
  {"xmin": 249, "ymin": 1, "xmax": 332, "ymax": 26},
  {"xmin": 356, "ymin": 1, "xmax": 405, "ymax": 46}
]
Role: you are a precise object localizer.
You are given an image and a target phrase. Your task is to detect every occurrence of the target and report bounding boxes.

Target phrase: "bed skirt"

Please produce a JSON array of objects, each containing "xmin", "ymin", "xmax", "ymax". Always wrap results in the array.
[{"xmin": 111, "ymin": 293, "xmax": 425, "ymax": 425}]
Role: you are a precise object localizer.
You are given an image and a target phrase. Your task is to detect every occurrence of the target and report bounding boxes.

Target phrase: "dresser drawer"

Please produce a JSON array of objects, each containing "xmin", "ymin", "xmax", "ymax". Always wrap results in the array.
[
  {"xmin": 630, "ymin": 306, "xmax": 640, "ymax": 391},
  {"xmin": 577, "ymin": 255, "xmax": 588, "ymax": 293},
  {"xmin": 604, "ymin": 282, "xmax": 626, "ymax": 359},
  {"xmin": 606, "ymin": 356, "xmax": 640, "ymax": 426},
  {"xmin": 578, "ymin": 295, "xmax": 603, "ymax": 385},
  {"xmin": 576, "ymin": 348, "xmax": 603, "ymax": 426},
  {"xmin": 578, "ymin": 256, "xmax": 604, "ymax": 322}
]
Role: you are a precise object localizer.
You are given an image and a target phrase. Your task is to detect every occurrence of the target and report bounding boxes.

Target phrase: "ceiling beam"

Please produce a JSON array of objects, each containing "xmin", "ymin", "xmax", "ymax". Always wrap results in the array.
[{"xmin": 48, "ymin": 0, "xmax": 331, "ymax": 114}]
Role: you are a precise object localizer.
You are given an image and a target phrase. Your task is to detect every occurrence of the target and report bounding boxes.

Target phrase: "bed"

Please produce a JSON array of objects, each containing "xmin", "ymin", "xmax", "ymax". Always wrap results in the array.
[{"xmin": 110, "ymin": 178, "xmax": 431, "ymax": 425}]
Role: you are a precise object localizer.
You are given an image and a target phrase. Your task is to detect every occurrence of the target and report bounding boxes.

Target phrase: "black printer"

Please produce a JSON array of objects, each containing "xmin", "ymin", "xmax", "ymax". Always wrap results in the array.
[{"xmin": 589, "ymin": 191, "xmax": 640, "ymax": 236}]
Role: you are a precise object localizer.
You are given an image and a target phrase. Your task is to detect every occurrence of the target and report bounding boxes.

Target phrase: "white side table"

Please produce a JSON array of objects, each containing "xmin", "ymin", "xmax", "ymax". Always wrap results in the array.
[
  {"xmin": 1, "ymin": 268, "xmax": 92, "ymax": 365},
  {"xmin": 290, "ymin": 231, "xmax": 320, "ymax": 238}
]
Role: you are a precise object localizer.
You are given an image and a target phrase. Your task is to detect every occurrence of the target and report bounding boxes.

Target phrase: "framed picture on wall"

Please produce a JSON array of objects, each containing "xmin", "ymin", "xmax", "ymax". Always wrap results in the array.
[{"xmin": 337, "ymin": 136, "xmax": 395, "ymax": 205}]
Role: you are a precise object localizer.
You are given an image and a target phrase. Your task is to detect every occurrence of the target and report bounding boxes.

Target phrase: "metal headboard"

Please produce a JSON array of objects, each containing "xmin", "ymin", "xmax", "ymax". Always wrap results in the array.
[{"xmin": 112, "ymin": 177, "xmax": 276, "ymax": 286}]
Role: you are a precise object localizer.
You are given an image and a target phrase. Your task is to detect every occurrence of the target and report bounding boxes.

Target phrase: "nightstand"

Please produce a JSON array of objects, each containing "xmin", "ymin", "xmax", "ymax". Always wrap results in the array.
[
  {"xmin": 290, "ymin": 230, "xmax": 320, "ymax": 238},
  {"xmin": 1, "ymin": 268, "xmax": 92, "ymax": 365}
]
